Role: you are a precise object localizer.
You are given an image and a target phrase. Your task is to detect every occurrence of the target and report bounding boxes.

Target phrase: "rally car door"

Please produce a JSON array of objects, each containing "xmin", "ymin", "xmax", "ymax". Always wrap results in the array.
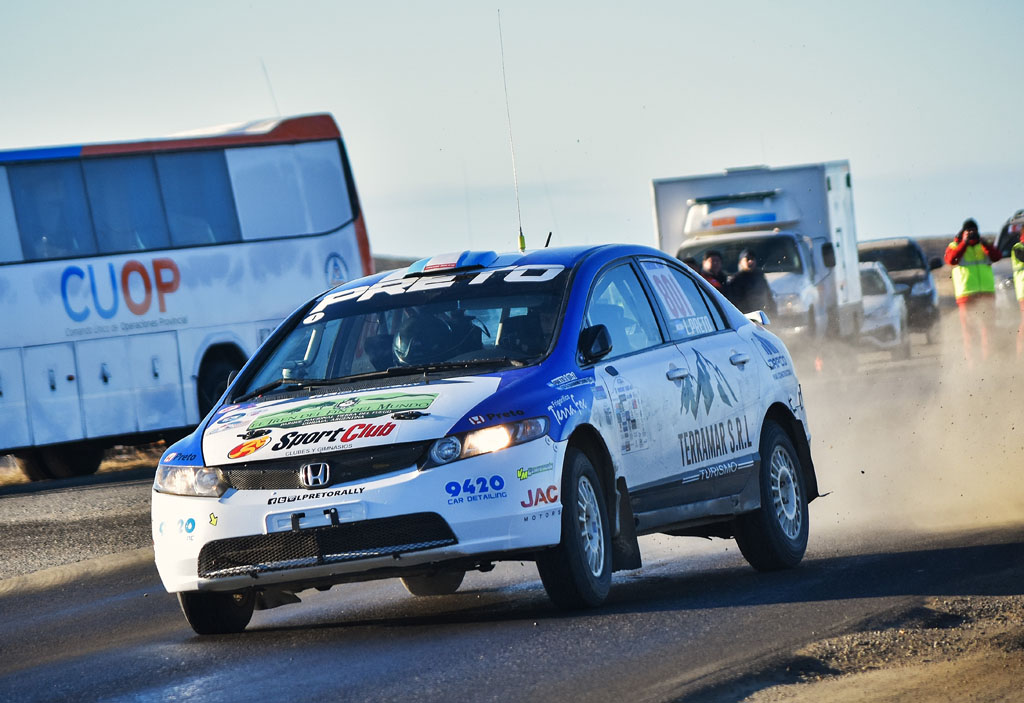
[
  {"xmin": 637, "ymin": 259, "xmax": 760, "ymax": 504},
  {"xmin": 583, "ymin": 262, "xmax": 693, "ymax": 494}
]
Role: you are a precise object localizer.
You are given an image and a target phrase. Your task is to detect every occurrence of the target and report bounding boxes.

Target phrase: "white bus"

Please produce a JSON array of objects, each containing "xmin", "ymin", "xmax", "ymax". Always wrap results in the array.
[{"xmin": 0, "ymin": 114, "xmax": 373, "ymax": 479}]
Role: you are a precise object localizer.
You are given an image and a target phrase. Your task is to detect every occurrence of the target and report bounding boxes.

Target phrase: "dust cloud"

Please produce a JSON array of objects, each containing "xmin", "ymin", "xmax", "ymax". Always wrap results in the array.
[{"xmin": 802, "ymin": 310, "xmax": 1024, "ymax": 535}]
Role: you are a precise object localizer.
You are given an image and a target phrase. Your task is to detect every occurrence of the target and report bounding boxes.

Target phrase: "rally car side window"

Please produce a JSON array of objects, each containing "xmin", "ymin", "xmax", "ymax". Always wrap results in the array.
[
  {"xmin": 639, "ymin": 259, "xmax": 724, "ymax": 342},
  {"xmin": 584, "ymin": 263, "xmax": 663, "ymax": 358}
]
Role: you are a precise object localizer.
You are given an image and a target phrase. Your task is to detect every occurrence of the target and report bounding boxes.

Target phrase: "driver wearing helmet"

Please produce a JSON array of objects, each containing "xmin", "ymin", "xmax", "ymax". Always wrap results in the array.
[{"xmin": 392, "ymin": 312, "xmax": 454, "ymax": 366}]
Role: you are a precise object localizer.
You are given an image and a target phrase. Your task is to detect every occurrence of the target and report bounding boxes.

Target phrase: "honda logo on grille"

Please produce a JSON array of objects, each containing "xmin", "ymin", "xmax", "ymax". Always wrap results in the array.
[{"xmin": 300, "ymin": 462, "xmax": 331, "ymax": 488}]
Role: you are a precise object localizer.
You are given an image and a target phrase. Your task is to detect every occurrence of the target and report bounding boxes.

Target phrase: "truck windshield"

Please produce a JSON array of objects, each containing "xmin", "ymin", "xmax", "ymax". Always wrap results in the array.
[
  {"xmin": 860, "ymin": 270, "xmax": 888, "ymax": 296},
  {"xmin": 676, "ymin": 236, "xmax": 803, "ymax": 275},
  {"xmin": 238, "ymin": 266, "xmax": 568, "ymax": 396}
]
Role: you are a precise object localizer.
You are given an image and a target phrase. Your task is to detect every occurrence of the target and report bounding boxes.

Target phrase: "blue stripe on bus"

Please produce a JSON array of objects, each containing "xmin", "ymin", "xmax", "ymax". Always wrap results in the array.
[{"xmin": 0, "ymin": 145, "xmax": 83, "ymax": 164}]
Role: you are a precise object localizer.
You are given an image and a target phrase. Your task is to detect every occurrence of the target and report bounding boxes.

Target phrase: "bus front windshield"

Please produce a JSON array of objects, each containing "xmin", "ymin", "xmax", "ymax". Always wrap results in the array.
[{"xmin": 239, "ymin": 267, "xmax": 568, "ymax": 397}]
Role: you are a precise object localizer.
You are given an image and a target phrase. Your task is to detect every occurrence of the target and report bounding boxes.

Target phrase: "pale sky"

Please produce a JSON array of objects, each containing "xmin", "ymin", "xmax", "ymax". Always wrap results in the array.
[{"xmin": 2, "ymin": 0, "xmax": 1022, "ymax": 257}]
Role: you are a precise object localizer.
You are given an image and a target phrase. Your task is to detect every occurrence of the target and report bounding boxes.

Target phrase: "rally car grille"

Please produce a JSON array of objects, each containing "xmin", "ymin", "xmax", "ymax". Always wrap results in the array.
[
  {"xmin": 197, "ymin": 512, "xmax": 457, "ymax": 579},
  {"xmin": 219, "ymin": 440, "xmax": 432, "ymax": 490}
]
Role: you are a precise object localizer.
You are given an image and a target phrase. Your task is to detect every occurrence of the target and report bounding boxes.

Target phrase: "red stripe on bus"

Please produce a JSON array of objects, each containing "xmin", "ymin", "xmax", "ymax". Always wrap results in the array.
[{"xmin": 80, "ymin": 114, "xmax": 341, "ymax": 156}]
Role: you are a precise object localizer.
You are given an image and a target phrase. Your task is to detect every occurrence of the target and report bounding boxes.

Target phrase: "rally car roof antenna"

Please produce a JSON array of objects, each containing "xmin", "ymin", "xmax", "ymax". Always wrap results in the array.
[{"xmin": 498, "ymin": 9, "xmax": 526, "ymax": 253}]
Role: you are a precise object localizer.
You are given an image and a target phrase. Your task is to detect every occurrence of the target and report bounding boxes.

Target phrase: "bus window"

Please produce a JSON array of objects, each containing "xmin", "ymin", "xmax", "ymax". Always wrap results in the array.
[
  {"xmin": 9, "ymin": 161, "xmax": 97, "ymax": 260},
  {"xmin": 0, "ymin": 167, "xmax": 24, "ymax": 263},
  {"xmin": 155, "ymin": 151, "xmax": 242, "ymax": 246},
  {"xmin": 0, "ymin": 113, "xmax": 373, "ymax": 481},
  {"xmin": 226, "ymin": 140, "xmax": 353, "ymax": 240},
  {"xmin": 83, "ymin": 155, "xmax": 171, "ymax": 253}
]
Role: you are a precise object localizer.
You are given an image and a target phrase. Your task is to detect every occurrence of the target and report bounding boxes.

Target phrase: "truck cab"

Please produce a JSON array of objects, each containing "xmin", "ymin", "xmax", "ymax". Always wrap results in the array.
[
  {"xmin": 652, "ymin": 162, "xmax": 863, "ymax": 342},
  {"xmin": 676, "ymin": 230, "xmax": 827, "ymax": 337}
]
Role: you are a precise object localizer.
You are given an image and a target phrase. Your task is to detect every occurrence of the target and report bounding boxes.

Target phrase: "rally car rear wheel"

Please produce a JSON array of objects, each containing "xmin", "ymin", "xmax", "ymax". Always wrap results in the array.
[
  {"xmin": 537, "ymin": 448, "xmax": 612, "ymax": 609},
  {"xmin": 401, "ymin": 570, "xmax": 466, "ymax": 596},
  {"xmin": 734, "ymin": 421, "xmax": 809, "ymax": 571},
  {"xmin": 178, "ymin": 589, "xmax": 255, "ymax": 635}
]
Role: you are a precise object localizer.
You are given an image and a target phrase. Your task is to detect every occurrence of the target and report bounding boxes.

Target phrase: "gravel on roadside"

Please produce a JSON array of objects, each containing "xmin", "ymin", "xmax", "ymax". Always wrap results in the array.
[{"xmin": 0, "ymin": 480, "xmax": 153, "ymax": 580}]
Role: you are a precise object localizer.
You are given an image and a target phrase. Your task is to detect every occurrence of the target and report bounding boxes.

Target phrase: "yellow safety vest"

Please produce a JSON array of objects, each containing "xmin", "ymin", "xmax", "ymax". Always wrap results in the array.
[
  {"xmin": 948, "ymin": 242, "xmax": 995, "ymax": 299},
  {"xmin": 1013, "ymin": 242, "xmax": 1024, "ymax": 301}
]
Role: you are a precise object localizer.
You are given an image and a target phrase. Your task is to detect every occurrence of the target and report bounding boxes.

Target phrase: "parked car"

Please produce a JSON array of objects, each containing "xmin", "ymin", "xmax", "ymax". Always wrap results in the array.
[
  {"xmin": 152, "ymin": 245, "xmax": 819, "ymax": 634},
  {"xmin": 993, "ymin": 210, "xmax": 1024, "ymax": 314},
  {"xmin": 859, "ymin": 261, "xmax": 910, "ymax": 358},
  {"xmin": 857, "ymin": 238, "xmax": 942, "ymax": 343}
]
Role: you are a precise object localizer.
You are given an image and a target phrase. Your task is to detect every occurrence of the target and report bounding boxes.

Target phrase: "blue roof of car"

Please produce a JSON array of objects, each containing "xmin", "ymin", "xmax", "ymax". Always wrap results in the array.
[{"xmin": 329, "ymin": 244, "xmax": 645, "ymax": 290}]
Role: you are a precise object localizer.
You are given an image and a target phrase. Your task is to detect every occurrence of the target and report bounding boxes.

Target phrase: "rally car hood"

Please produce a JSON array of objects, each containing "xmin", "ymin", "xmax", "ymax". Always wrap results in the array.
[{"xmin": 203, "ymin": 375, "xmax": 503, "ymax": 465}]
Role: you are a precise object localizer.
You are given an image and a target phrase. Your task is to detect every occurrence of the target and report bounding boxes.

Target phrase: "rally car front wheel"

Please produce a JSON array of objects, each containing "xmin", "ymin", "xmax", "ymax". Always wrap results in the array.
[
  {"xmin": 178, "ymin": 589, "xmax": 255, "ymax": 635},
  {"xmin": 734, "ymin": 421, "xmax": 809, "ymax": 571},
  {"xmin": 537, "ymin": 448, "xmax": 612, "ymax": 609}
]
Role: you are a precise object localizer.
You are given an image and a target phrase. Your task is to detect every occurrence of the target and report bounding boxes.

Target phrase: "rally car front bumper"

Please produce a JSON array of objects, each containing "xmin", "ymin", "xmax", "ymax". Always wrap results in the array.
[{"xmin": 152, "ymin": 437, "xmax": 567, "ymax": 593}]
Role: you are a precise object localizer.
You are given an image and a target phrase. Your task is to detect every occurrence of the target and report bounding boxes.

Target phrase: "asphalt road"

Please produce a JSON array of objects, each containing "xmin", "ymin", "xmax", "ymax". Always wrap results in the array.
[{"xmin": 2, "ymin": 330, "xmax": 1022, "ymax": 702}]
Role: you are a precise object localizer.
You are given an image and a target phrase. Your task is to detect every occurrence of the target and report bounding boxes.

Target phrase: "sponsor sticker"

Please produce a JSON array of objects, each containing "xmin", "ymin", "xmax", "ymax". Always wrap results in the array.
[
  {"xmin": 445, "ymin": 475, "xmax": 507, "ymax": 505},
  {"xmin": 521, "ymin": 485, "xmax": 559, "ymax": 508},
  {"xmin": 267, "ymin": 486, "xmax": 366, "ymax": 505},
  {"xmin": 675, "ymin": 350, "xmax": 740, "ymax": 420},
  {"xmin": 546, "ymin": 394, "xmax": 587, "ymax": 425},
  {"xmin": 303, "ymin": 264, "xmax": 566, "ymax": 324},
  {"xmin": 467, "ymin": 409, "xmax": 524, "ymax": 426},
  {"xmin": 270, "ymin": 422, "xmax": 395, "ymax": 453},
  {"xmin": 546, "ymin": 371, "xmax": 595, "ymax": 390},
  {"xmin": 678, "ymin": 416, "xmax": 753, "ymax": 467},
  {"xmin": 522, "ymin": 508, "xmax": 562, "ymax": 522},
  {"xmin": 516, "ymin": 463, "xmax": 553, "ymax": 481},
  {"xmin": 228, "ymin": 436, "xmax": 270, "ymax": 459},
  {"xmin": 248, "ymin": 392, "xmax": 437, "ymax": 431}
]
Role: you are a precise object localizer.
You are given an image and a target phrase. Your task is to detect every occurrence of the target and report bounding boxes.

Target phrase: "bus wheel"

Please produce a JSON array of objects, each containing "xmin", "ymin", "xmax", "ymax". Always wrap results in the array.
[
  {"xmin": 39, "ymin": 444, "xmax": 104, "ymax": 479},
  {"xmin": 13, "ymin": 451, "xmax": 53, "ymax": 481},
  {"xmin": 198, "ymin": 358, "xmax": 241, "ymax": 418}
]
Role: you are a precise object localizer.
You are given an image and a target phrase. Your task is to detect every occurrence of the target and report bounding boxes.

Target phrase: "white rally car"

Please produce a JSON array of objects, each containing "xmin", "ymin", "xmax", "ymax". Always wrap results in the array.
[{"xmin": 153, "ymin": 245, "xmax": 818, "ymax": 634}]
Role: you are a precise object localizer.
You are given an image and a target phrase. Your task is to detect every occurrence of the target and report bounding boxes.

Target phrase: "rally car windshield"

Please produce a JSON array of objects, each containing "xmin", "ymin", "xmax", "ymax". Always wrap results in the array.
[{"xmin": 236, "ymin": 265, "xmax": 569, "ymax": 398}]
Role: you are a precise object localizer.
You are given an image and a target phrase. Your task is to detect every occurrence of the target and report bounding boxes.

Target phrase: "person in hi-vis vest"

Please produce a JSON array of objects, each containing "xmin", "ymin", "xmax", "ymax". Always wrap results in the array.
[
  {"xmin": 944, "ymin": 218, "xmax": 1001, "ymax": 364},
  {"xmin": 1012, "ymin": 231, "xmax": 1024, "ymax": 355}
]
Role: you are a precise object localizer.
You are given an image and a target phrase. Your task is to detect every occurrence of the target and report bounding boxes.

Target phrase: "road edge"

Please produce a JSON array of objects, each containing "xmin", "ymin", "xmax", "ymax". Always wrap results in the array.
[{"xmin": 0, "ymin": 547, "xmax": 156, "ymax": 598}]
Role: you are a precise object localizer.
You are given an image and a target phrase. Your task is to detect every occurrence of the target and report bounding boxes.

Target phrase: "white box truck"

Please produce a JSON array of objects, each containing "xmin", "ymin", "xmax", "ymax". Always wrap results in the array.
[{"xmin": 652, "ymin": 161, "xmax": 863, "ymax": 340}]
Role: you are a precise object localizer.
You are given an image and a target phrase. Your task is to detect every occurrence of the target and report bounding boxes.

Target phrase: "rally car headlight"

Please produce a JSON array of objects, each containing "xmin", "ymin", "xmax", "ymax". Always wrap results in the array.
[
  {"xmin": 154, "ymin": 465, "xmax": 228, "ymax": 497},
  {"xmin": 426, "ymin": 417, "xmax": 549, "ymax": 468}
]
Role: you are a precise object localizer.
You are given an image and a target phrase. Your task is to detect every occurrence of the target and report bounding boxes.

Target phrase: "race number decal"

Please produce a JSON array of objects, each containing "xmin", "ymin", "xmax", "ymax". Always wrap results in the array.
[
  {"xmin": 646, "ymin": 265, "xmax": 695, "ymax": 319},
  {"xmin": 641, "ymin": 261, "xmax": 714, "ymax": 338}
]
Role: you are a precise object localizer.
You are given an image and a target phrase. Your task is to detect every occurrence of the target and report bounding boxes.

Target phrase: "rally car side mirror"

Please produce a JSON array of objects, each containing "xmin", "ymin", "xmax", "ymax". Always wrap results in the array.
[{"xmin": 579, "ymin": 324, "xmax": 612, "ymax": 363}]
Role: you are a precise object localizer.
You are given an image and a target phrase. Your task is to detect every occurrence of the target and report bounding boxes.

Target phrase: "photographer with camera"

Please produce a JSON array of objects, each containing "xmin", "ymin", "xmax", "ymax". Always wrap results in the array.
[{"xmin": 944, "ymin": 218, "xmax": 1001, "ymax": 364}]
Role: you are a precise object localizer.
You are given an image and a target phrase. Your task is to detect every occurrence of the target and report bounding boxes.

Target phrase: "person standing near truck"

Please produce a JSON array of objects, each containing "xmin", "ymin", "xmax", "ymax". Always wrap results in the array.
[
  {"xmin": 701, "ymin": 250, "xmax": 727, "ymax": 291},
  {"xmin": 1013, "ymin": 231, "xmax": 1024, "ymax": 355},
  {"xmin": 945, "ymin": 218, "xmax": 1001, "ymax": 364},
  {"xmin": 726, "ymin": 249, "xmax": 777, "ymax": 316}
]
